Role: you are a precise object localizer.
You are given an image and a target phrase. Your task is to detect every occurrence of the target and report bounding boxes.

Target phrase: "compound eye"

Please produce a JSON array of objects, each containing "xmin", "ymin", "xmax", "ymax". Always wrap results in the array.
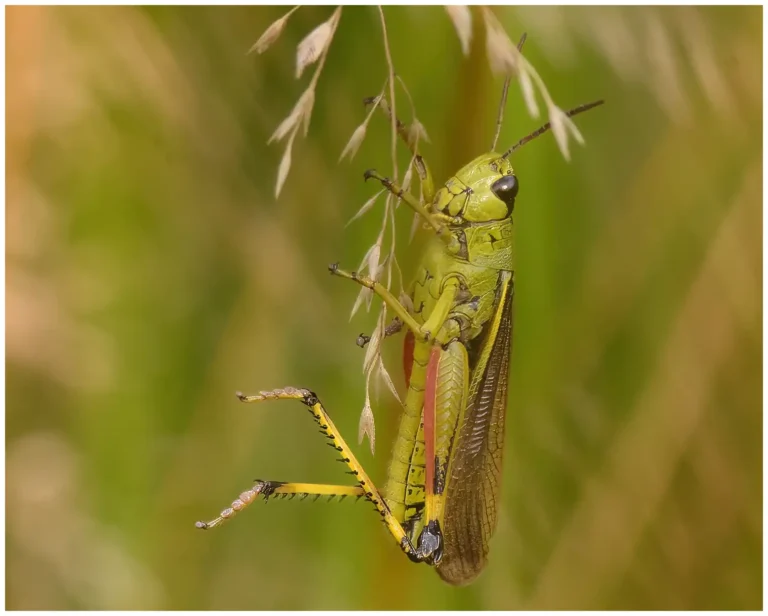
[{"xmin": 491, "ymin": 174, "xmax": 519, "ymax": 213}]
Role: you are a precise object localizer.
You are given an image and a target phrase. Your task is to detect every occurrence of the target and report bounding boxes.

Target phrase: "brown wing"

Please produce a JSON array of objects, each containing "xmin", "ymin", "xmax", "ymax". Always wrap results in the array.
[{"xmin": 436, "ymin": 271, "xmax": 514, "ymax": 586}]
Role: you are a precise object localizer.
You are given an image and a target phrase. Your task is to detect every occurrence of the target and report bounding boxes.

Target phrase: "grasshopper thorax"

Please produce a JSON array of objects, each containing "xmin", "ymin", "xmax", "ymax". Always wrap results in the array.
[{"xmin": 432, "ymin": 153, "xmax": 518, "ymax": 225}]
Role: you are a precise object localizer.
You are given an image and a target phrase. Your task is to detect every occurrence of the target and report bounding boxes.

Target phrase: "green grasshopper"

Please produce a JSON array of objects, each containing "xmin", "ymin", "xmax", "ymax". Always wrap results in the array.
[{"xmin": 197, "ymin": 41, "xmax": 602, "ymax": 585}]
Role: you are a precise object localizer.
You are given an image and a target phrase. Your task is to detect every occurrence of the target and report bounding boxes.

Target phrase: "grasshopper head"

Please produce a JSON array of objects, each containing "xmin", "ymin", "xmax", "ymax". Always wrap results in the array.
[{"xmin": 432, "ymin": 153, "xmax": 518, "ymax": 225}]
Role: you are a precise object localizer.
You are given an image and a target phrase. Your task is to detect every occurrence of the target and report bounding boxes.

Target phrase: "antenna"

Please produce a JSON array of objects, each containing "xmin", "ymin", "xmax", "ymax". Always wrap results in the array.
[
  {"xmin": 501, "ymin": 99, "xmax": 605, "ymax": 158},
  {"xmin": 490, "ymin": 32, "xmax": 527, "ymax": 152}
]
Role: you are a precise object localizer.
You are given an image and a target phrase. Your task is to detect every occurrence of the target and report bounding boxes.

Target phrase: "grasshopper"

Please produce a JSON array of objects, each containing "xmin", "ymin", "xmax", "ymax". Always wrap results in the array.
[{"xmin": 197, "ymin": 37, "xmax": 602, "ymax": 585}]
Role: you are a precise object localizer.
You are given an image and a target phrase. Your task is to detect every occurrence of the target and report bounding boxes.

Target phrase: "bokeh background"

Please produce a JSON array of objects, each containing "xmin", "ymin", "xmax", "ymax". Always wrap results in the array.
[{"xmin": 6, "ymin": 5, "xmax": 762, "ymax": 610}]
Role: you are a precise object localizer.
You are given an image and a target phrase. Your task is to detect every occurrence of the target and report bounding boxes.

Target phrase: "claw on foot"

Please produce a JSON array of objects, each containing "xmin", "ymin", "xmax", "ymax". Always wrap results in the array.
[
  {"xmin": 363, "ymin": 169, "xmax": 377, "ymax": 182},
  {"xmin": 195, "ymin": 482, "xmax": 266, "ymax": 530}
]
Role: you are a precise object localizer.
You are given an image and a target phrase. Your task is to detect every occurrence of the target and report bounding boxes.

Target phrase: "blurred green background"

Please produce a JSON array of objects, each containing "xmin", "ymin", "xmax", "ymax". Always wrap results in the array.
[{"xmin": 6, "ymin": 5, "xmax": 761, "ymax": 610}]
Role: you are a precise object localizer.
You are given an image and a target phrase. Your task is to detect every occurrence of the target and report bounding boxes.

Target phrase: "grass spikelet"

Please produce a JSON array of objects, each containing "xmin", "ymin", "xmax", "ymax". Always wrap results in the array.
[
  {"xmin": 248, "ymin": 6, "xmax": 300, "ymax": 55},
  {"xmin": 296, "ymin": 9, "xmax": 339, "ymax": 79},
  {"xmin": 445, "ymin": 6, "xmax": 473, "ymax": 56}
]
